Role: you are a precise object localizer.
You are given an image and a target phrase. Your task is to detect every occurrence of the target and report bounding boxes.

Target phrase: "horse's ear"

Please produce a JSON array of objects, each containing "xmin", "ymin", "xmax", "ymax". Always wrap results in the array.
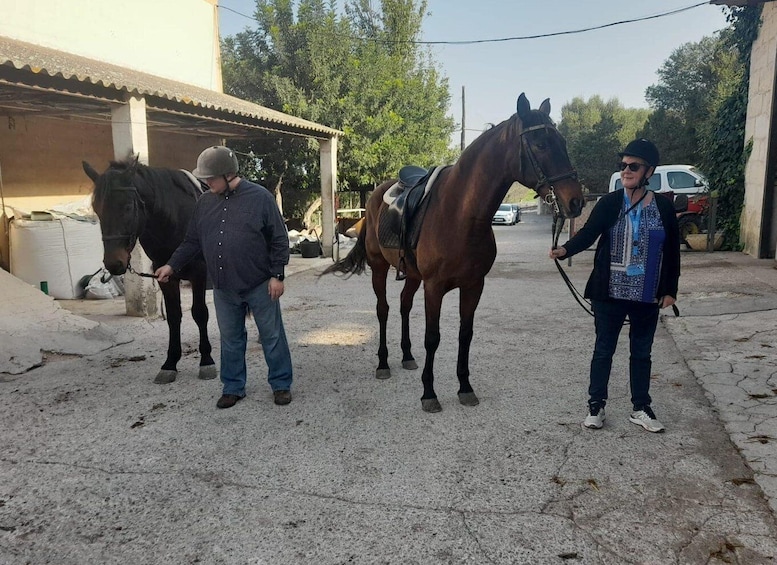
[
  {"xmin": 82, "ymin": 161, "xmax": 100, "ymax": 183},
  {"xmin": 539, "ymin": 98, "xmax": 551, "ymax": 116},
  {"xmin": 517, "ymin": 93, "xmax": 531, "ymax": 119}
]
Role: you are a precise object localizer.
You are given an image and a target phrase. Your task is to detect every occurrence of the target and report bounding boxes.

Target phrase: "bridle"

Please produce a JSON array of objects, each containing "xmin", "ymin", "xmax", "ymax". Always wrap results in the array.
[
  {"xmin": 99, "ymin": 185, "xmax": 157, "ymax": 279},
  {"xmin": 518, "ymin": 122, "xmax": 578, "ymax": 218},
  {"xmin": 515, "ymin": 121, "xmax": 596, "ymax": 314},
  {"xmin": 515, "ymin": 120, "xmax": 598, "ymax": 315}
]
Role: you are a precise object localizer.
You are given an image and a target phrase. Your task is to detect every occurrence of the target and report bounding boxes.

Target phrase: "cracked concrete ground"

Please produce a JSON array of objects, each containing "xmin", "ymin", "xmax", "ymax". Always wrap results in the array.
[{"xmin": 2, "ymin": 213, "xmax": 777, "ymax": 564}]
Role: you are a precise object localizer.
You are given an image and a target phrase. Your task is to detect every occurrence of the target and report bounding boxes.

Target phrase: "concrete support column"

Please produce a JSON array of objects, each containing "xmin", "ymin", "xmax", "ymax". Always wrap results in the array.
[
  {"xmin": 111, "ymin": 96, "xmax": 158, "ymax": 317},
  {"xmin": 319, "ymin": 136, "xmax": 338, "ymax": 260},
  {"xmin": 742, "ymin": 3, "xmax": 777, "ymax": 257}
]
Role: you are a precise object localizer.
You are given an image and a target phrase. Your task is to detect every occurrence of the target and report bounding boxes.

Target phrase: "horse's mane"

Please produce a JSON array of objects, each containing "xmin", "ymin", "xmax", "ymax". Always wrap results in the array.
[{"xmin": 453, "ymin": 108, "xmax": 552, "ymax": 173}]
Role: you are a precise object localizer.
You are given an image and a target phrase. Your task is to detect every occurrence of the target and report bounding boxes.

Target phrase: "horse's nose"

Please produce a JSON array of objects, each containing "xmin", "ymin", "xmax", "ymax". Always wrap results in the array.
[
  {"xmin": 570, "ymin": 196, "xmax": 585, "ymax": 217},
  {"xmin": 104, "ymin": 258, "xmax": 127, "ymax": 275}
]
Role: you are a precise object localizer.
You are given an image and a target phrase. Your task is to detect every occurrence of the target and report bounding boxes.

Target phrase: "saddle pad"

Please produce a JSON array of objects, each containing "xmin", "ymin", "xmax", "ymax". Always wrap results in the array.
[
  {"xmin": 378, "ymin": 205, "xmax": 401, "ymax": 248},
  {"xmin": 180, "ymin": 169, "xmax": 207, "ymax": 195},
  {"xmin": 377, "ymin": 196, "xmax": 431, "ymax": 251},
  {"xmin": 383, "ymin": 182, "xmax": 402, "ymax": 206}
]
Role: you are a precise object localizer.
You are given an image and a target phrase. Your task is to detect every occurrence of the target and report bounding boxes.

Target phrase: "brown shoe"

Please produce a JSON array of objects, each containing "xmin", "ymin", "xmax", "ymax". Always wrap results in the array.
[
  {"xmin": 273, "ymin": 390, "xmax": 292, "ymax": 405},
  {"xmin": 216, "ymin": 394, "xmax": 243, "ymax": 409}
]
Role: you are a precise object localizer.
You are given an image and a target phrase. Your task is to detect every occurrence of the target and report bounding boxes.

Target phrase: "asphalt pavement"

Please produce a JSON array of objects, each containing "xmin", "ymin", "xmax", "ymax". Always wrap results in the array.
[{"xmin": 3, "ymin": 210, "xmax": 777, "ymax": 564}]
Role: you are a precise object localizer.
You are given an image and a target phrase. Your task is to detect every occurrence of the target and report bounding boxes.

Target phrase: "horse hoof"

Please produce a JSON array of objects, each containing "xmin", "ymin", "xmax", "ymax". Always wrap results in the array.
[
  {"xmin": 422, "ymin": 398, "xmax": 442, "ymax": 413},
  {"xmin": 154, "ymin": 370, "xmax": 177, "ymax": 384},
  {"xmin": 458, "ymin": 392, "xmax": 479, "ymax": 407},
  {"xmin": 402, "ymin": 360, "xmax": 418, "ymax": 370},
  {"xmin": 198, "ymin": 365, "xmax": 218, "ymax": 380},
  {"xmin": 375, "ymin": 368, "xmax": 391, "ymax": 380}
]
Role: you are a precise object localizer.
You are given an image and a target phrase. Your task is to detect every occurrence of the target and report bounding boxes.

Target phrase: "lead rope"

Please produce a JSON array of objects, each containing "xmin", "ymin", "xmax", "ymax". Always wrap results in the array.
[{"xmin": 551, "ymin": 214, "xmax": 594, "ymax": 317}]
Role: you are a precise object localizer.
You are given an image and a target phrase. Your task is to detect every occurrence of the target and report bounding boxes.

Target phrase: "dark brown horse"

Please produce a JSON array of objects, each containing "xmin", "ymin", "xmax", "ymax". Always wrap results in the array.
[
  {"xmin": 83, "ymin": 157, "xmax": 216, "ymax": 384},
  {"xmin": 323, "ymin": 93, "xmax": 584, "ymax": 412}
]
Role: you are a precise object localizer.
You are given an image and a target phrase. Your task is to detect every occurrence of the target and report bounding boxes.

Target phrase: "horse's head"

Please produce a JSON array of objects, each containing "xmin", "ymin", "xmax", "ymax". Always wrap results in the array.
[
  {"xmin": 511, "ymin": 93, "xmax": 584, "ymax": 219},
  {"xmin": 83, "ymin": 158, "xmax": 146, "ymax": 275}
]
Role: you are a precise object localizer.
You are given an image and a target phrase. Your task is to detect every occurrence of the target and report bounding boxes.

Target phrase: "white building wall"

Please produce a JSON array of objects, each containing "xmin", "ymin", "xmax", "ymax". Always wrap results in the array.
[
  {"xmin": 742, "ymin": 2, "xmax": 777, "ymax": 256},
  {"xmin": 1, "ymin": 0, "xmax": 222, "ymax": 91}
]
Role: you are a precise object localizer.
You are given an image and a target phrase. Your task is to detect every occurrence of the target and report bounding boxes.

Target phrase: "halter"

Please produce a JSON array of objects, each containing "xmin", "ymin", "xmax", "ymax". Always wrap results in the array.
[{"xmin": 99, "ymin": 185, "xmax": 157, "ymax": 279}]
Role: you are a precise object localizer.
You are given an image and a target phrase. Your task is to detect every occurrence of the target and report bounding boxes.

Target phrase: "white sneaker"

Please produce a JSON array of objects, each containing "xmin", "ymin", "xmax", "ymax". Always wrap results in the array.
[
  {"xmin": 629, "ymin": 407, "xmax": 665, "ymax": 433},
  {"xmin": 583, "ymin": 406, "xmax": 605, "ymax": 429}
]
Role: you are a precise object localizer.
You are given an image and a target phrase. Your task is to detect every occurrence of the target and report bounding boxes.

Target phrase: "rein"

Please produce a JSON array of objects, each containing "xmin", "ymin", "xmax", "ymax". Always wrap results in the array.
[{"xmin": 551, "ymin": 215, "xmax": 595, "ymax": 317}]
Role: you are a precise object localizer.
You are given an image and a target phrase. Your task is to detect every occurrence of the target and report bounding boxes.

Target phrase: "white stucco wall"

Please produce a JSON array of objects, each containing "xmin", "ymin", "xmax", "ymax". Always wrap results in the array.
[
  {"xmin": 742, "ymin": 2, "xmax": 777, "ymax": 256},
  {"xmin": 1, "ymin": 0, "xmax": 222, "ymax": 91}
]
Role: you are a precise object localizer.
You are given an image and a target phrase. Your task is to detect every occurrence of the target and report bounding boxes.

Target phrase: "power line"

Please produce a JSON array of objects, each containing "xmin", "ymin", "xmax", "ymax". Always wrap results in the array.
[{"xmin": 218, "ymin": 2, "xmax": 713, "ymax": 45}]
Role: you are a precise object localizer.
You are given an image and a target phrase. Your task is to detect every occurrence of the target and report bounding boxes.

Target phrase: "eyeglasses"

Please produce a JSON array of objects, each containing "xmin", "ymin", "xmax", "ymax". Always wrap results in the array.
[{"xmin": 619, "ymin": 162, "xmax": 646, "ymax": 172}]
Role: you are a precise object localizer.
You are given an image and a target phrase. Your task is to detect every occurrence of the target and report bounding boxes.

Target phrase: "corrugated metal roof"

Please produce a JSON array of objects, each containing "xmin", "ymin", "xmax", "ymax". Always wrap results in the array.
[{"xmin": 0, "ymin": 35, "xmax": 341, "ymax": 139}]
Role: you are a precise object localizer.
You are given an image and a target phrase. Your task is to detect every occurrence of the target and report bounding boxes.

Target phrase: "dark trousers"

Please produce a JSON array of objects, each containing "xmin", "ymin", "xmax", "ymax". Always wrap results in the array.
[{"xmin": 589, "ymin": 299, "xmax": 660, "ymax": 411}]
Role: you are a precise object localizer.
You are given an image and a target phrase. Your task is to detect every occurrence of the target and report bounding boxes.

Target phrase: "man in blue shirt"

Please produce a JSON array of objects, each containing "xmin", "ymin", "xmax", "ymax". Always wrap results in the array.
[{"xmin": 155, "ymin": 146, "xmax": 293, "ymax": 409}]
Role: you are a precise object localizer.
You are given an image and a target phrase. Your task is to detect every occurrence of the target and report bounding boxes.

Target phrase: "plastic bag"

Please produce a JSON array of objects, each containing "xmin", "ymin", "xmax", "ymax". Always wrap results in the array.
[{"xmin": 84, "ymin": 268, "xmax": 125, "ymax": 299}]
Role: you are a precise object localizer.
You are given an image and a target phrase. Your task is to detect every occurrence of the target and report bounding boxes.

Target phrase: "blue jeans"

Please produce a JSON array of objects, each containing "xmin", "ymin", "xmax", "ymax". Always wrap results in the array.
[
  {"xmin": 213, "ymin": 281, "xmax": 293, "ymax": 397},
  {"xmin": 589, "ymin": 299, "xmax": 660, "ymax": 411}
]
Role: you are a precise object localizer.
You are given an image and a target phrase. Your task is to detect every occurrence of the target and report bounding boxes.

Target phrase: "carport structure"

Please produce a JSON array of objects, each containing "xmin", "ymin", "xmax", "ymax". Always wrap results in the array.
[{"xmin": 0, "ymin": 35, "xmax": 341, "ymax": 316}]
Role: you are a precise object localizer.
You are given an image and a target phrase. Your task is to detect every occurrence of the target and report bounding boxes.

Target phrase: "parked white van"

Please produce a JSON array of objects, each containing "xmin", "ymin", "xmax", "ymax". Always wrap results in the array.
[{"xmin": 608, "ymin": 164, "xmax": 708, "ymax": 195}]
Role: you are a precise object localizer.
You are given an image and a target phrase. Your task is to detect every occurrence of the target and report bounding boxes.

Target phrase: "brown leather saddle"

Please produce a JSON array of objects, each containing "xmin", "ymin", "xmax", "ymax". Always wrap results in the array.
[{"xmin": 379, "ymin": 165, "xmax": 447, "ymax": 279}]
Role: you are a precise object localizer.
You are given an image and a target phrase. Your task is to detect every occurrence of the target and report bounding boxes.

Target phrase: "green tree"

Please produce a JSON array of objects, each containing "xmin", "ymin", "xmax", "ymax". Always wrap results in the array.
[
  {"xmin": 220, "ymin": 0, "xmax": 456, "ymax": 220},
  {"xmin": 559, "ymin": 96, "xmax": 649, "ymax": 193},
  {"xmin": 644, "ymin": 33, "xmax": 740, "ymax": 165},
  {"xmin": 697, "ymin": 6, "xmax": 761, "ymax": 249},
  {"xmin": 639, "ymin": 108, "xmax": 695, "ymax": 164}
]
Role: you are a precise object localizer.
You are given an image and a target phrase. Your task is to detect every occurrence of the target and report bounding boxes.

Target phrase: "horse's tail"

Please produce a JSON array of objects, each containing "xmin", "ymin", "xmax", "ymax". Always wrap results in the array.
[{"xmin": 320, "ymin": 222, "xmax": 368, "ymax": 277}]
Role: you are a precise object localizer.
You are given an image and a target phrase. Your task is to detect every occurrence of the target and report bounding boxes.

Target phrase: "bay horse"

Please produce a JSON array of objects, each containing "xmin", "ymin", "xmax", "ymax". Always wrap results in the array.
[
  {"xmin": 323, "ymin": 93, "xmax": 584, "ymax": 412},
  {"xmin": 83, "ymin": 157, "xmax": 216, "ymax": 384}
]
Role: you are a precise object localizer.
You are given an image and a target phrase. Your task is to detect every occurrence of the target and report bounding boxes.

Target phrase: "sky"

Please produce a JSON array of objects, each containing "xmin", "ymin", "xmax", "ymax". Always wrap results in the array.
[{"xmin": 217, "ymin": 0, "xmax": 731, "ymax": 147}]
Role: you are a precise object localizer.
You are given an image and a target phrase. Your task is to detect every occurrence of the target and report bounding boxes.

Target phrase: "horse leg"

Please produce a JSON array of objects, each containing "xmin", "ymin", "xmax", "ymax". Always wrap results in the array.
[
  {"xmin": 456, "ymin": 280, "xmax": 485, "ymax": 407},
  {"xmin": 420, "ymin": 285, "xmax": 444, "ymax": 412},
  {"xmin": 190, "ymin": 272, "xmax": 217, "ymax": 380},
  {"xmin": 400, "ymin": 277, "xmax": 421, "ymax": 370},
  {"xmin": 154, "ymin": 281, "xmax": 183, "ymax": 384},
  {"xmin": 372, "ymin": 260, "xmax": 392, "ymax": 379}
]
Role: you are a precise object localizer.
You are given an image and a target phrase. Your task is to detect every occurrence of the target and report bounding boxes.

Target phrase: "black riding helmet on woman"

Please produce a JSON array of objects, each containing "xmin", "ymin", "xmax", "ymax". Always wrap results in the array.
[{"xmin": 618, "ymin": 138, "xmax": 659, "ymax": 190}]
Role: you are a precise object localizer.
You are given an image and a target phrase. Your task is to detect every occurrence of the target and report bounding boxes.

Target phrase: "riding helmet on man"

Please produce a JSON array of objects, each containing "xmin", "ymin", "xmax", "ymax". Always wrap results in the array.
[{"xmin": 193, "ymin": 146, "xmax": 239, "ymax": 179}]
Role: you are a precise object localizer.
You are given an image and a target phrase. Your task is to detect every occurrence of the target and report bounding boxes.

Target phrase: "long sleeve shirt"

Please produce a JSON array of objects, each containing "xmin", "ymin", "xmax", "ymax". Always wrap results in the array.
[{"xmin": 168, "ymin": 179, "xmax": 289, "ymax": 291}]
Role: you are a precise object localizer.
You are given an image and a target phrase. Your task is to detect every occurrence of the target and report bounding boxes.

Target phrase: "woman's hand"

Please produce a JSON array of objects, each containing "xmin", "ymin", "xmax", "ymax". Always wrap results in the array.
[
  {"xmin": 549, "ymin": 246, "xmax": 567, "ymax": 259},
  {"xmin": 659, "ymin": 296, "xmax": 676, "ymax": 309}
]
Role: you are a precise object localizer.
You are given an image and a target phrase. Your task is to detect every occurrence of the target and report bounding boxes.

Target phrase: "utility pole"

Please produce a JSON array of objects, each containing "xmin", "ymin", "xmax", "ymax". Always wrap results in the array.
[{"xmin": 460, "ymin": 85, "xmax": 466, "ymax": 152}]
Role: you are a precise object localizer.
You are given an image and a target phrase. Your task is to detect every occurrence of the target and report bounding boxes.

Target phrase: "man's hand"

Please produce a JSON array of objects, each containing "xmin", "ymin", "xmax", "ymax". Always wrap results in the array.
[
  {"xmin": 154, "ymin": 265, "xmax": 174, "ymax": 283},
  {"xmin": 269, "ymin": 277, "xmax": 284, "ymax": 300}
]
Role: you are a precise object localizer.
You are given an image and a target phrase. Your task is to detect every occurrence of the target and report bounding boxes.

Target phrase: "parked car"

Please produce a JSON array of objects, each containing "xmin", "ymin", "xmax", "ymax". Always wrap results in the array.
[
  {"xmin": 492, "ymin": 203, "xmax": 517, "ymax": 225},
  {"xmin": 609, "ymin": 164, "xmax": 710, "ymax": 246},
  {"xmin": 509, "ymin": 203, "xmax": 521, "ymax": 223},
  {"xmin": 609, "ymin": 164, "xmax": 708, "ymax": 195}
]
